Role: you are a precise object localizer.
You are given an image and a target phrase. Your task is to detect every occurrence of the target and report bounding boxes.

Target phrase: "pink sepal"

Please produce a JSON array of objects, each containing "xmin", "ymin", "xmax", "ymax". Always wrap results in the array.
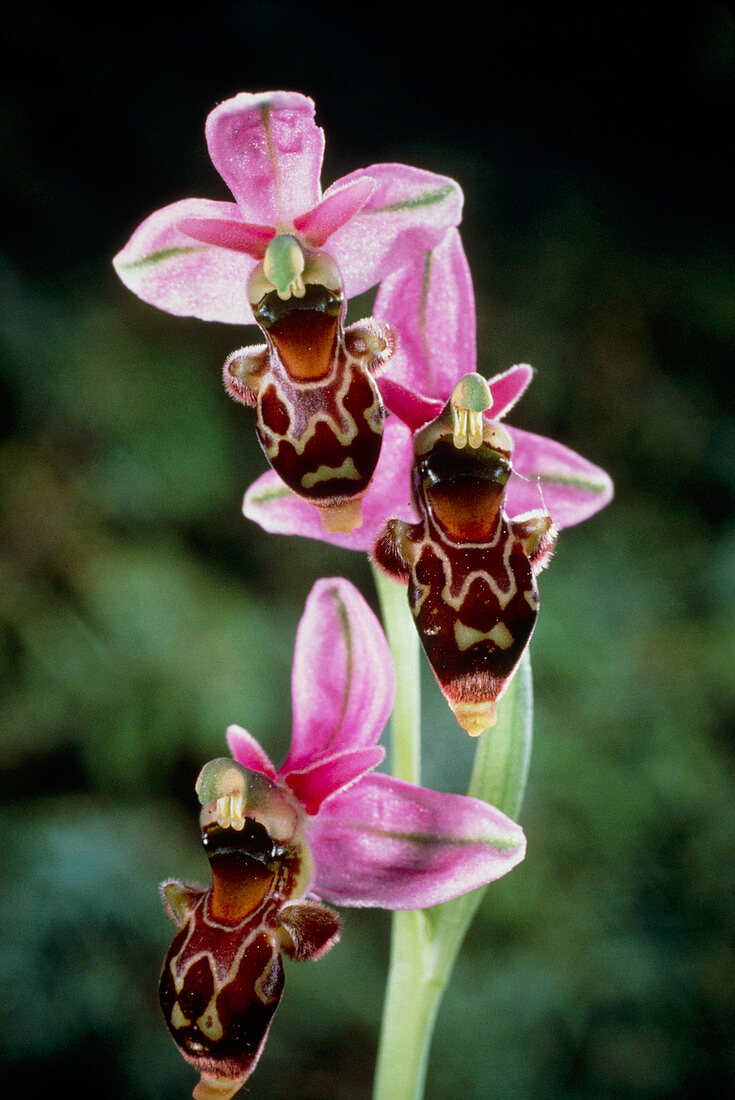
[
  {"xmin": 374, "ymin": 227, "xmax": 474, "ymax": 399},
  {"xmin": 505, "ymin": 427, "xmax": 614, "ymax": 528},
  {"xmin": 307, "ymin": 773, "xmax": 526, "ymax": 909},
  {"xmin": 205, "ymin": 91, "xmax": 324, "ymax": 225},
  {"xmin": 285, "ymin": 579, "xmax": 394, "ymax": 771},
  {"xmin": 326, "ymin": 164, "xmax": 464, "ymax": 297},
  {"xmin": 113, "ymin": 197, "xmax": 259, "ymax": 323}
]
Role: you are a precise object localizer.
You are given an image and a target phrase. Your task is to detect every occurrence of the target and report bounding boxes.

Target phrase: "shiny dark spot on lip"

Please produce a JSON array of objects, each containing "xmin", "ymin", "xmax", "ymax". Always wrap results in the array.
[
  {"xmin": 254, "ymin": 283, "xmax": 342, "ymax": 328},
  {"xmin": 418, "ymin": 438, "xmax": 512, "ymax": 489},
  {"xmin": 202, "ymin": 817, "xmax": 283, "ymax": 864}
]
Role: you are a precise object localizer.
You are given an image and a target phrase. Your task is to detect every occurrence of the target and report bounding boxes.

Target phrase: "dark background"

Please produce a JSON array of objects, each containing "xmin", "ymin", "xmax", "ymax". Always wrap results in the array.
[{"xmin": 1, "ymin": 4, "xmax": 734, "ymax": 1098}]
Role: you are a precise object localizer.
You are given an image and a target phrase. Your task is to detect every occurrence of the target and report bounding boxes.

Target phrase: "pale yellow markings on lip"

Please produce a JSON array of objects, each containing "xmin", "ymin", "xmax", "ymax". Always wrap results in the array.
[
  {"xmin": 524, "ymin": 588, "xmax": 539, "ymax": 610},
  {"xmin": 453, "ymin": 620, "xmax": 514, "ymax": 652},
  {"xmin": 171, "ymin": 1001, "xmax": 191, "ymax": 1029},
  {"xmin": 260, "ymin": 351, "xmax": 366, "ymax": 458},
  {"xmin": 172, "ymin": 908, "xmax": 267, "ymax": 1005},
  {"xmin": 363, "ymin": 387, "xmax": 383, "ymax": 433},
  {"xmin": 254, "ymin": 947, "xmax": 282, "ymax": 1004},
  {"xmin": 415, "ymin": 513, "xmax": 518, "ymax": 611},
  {"xmin": 301, "ymin": 457, "xmax": 360, "ymax": 488},
  {"xmin": 197, "ymin": 996, "xmax": 224, "ymax": 1042}
]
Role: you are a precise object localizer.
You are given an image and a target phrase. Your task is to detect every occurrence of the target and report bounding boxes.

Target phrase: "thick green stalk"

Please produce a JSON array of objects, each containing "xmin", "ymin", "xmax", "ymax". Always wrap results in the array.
[
  {"xmin": 371, "ymin": 567, "xmax": 533, "ymax": 1100},
  {"xmin": 372, "ymin": 567, "xmax": 422, "ymax": 786},
  {"xmin": 372, "ymin": 569, "xmax": 433, "ymax": 1099}
]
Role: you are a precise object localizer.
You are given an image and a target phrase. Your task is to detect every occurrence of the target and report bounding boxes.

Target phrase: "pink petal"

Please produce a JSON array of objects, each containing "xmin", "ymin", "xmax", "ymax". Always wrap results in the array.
[
  {"xmin": 378, "ymin": 378, "xmax": 443, "ymax": 431},
  {"xmin": 226, "ymin": 723, "xmax": 278, "ymax": 779},
  {"xmin": 307, "ymin": 774, "xmax": 526, "ymax": 909},
  {"xmin": 283, "ymin": 579, "xmax": 395, "ymax": 773},
  {"xmin": 293, "ymin": 176, "xmax": 377, "ymax": 247},
  {"xmin": 285, "ymin": 746, "xmax": 386, "ymax": 815},
  {"xmin": 205, "ymin": 91, "xmax": 324, "ymax": 227},
  {"xmin": 507, "ymin": 427, "xmax": 614, "ymax": 528},
  {"xmin": 242, "ymin": 418, "xmax": 417, "ymax": 551},
  {"xmin": 488, "ymin": 363, "xmax": 535, "ymax": 419},
  {"xmin": 374, "ymin": 227, "xmax": 475, "ymax": 400},
  {"xmin": 113, "ymin": 198, "xmax": 259, "ymax": 323},
  {"xmin": 327, "ymin": 165, "xmax": 464, "ymax": 298},
  {"xmin": 177, "ymin": 215, "xmax": 274, "ymax": 258}
]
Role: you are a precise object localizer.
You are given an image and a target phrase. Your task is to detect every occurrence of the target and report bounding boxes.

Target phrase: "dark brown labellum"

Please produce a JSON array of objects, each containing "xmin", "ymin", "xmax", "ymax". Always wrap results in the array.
[
  {"xmin": 159, "ymin": 762, "xmax": 340, "ymax": 1098},
  {"xmin": 374, "ymin": 381, "xmax": 556, "ymax": 735}
]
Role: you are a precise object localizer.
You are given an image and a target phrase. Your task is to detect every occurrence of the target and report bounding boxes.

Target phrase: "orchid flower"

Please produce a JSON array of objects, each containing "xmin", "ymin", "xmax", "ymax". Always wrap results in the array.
[
  {"xmin": 159, "ymin": 578, "xmax": 525, "ymax": 1100},
  {"xmin": 373, "ymin": 371, "xmax": 558, "ymax": 735},
  {"xmin": 244, "ymin": 228, "xmax": 614, "ymax": 549},
  {"xmin": 244, "ymin": 229, "xmax": 613, "ymax": 733},
  {"xmin": 113, "ymin": 91, "xmax": 463, "ymax": 534}
]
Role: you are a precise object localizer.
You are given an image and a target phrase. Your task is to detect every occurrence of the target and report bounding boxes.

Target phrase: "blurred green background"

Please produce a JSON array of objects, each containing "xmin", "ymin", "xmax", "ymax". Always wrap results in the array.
[{"xmin": 2, "ymin": 4, "xmax": 734, "ymax": 1097}]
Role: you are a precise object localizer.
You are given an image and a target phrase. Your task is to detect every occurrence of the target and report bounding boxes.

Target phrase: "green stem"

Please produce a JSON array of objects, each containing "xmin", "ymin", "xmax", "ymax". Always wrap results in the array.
[
  {"xmin": 372, "ymin": 568, "xmax": 433, "ymax": 1099},
  {"xmin": 371, "ymin": 566, "xmax": 533, "ymax": 1100},
  {"xmin": 372, "ymin": 566, "xmax": 422, "ymax": 786}
]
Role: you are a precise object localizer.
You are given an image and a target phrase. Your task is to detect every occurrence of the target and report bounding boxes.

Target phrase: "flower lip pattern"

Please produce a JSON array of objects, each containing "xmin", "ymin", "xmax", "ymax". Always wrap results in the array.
[
  {"xmin": 223, "ymin": 577, "xmax": 526, "ymax": 909},
  {"xmin": 113, "ymin": 91, "xmax": 464, "ymax": 326},
  {"xmin": 373, "ymin": 373, "xmax": 557, "ymax": 735},
  {"xmin": 243, "ymin": 227, "xmax": 614, "ymax": 551},
  {"xmin": 159, "ymin": 757, "xmax": 341, "ymax": 1100},
  {"xmin": 158, "ymin": 578, "xmax": 527, "ymax": 1100}
]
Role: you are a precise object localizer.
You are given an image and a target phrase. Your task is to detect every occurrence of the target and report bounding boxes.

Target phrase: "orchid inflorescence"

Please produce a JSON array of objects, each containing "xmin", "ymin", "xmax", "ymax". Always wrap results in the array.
[{"xmin": 114, "ymin": 91, "xmax": 612, "ymax": 1098}]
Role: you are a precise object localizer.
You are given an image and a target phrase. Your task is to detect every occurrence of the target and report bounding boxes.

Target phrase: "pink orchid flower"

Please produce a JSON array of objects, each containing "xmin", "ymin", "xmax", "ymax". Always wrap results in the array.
[
  {"xmin": 112, "ymin": 90, "xmax": 463, "ymax": 325},
  {"xmin": 243, "ymin": 228, "xmax": 614, "ymax": 548},
  {"xmin": 225, "ymin": 577, "xmax": 525, "ymax": 907},
  {"xmin": 159, "ymin": 578, "xmax": 525, "ymax": 1099}
]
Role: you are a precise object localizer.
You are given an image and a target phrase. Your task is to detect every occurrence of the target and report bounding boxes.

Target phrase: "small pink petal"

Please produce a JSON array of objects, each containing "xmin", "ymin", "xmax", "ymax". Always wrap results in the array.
[
  {"xmin": 375, "ymin": 227, "xmax": 475, "ymax": 400},
  {"xmin": 113, "ymin": 198, "xmax": 259, "ymax": 323},
  {"xmin": 205, "ymin": 91, "xmax": 324, "ymax": 227},
  {"xmin": 506, "ymin": 427, "xmax": 614, "ymax": 528},
  {"xmin": 283, "ymin": 579, "xmax": 395, "ymax": 772},
  {"xmin": 293, "ymin": 176, "xmax": 376, "ymax": 247},
  {"xmin": 307, "ymin": 774, "xmax": 526, "ymax": 909},
  {"xmin": 178, "ymin": 216, "xmax": 274, "ymax": 258},
  {"xmin": 242, "ymin": 418, "xmax": 417, "ymax": 551},
  {"xmin": 488, "ymin": 363, "xmax": 535, "ymax": 419},
  {"xmin": 327, "ymin": 165, "xmax": 463, "ymax": 298},
  {"xmin": 378, "ymin": 378, "xmax": 442, "ymax": 431},
  {"xmin": 285, "ymin": 746, "xmax": 386, "ymax": 815},
  {"xmin": 226, "ymin": 724, "xmax": 278, "ymax": 779}
]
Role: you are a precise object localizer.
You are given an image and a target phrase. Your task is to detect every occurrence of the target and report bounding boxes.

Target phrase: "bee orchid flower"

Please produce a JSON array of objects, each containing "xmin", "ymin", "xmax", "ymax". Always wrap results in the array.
[
  {"xmin": 113, "ymin": 92, "xmax": 464, "ymax": 533},
  {"xmin": 160, "ymin": 578, "xmax": 526, "ymax": 1099},
  {"xmin": 244, "ymin": 231, "xmax": 613, "ymax": 732},
  {"xmin": 113, "ymin": 91, "xmax": 463, "ymax": 325},
  {"xmin": 244, "ymin": 228, "xmax": 613, "ymax": 549}
]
